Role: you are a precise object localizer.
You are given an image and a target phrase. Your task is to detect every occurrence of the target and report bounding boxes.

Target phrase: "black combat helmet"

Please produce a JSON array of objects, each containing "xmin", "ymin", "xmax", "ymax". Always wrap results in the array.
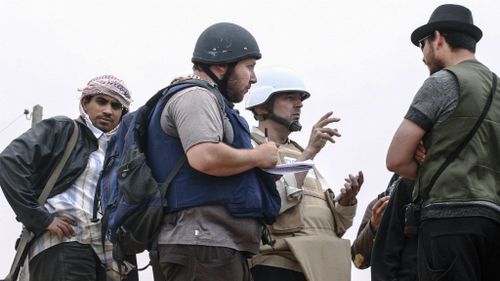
[{"xmin": 192, "ymin": 22, "xmax": 261, "ymax": 65}]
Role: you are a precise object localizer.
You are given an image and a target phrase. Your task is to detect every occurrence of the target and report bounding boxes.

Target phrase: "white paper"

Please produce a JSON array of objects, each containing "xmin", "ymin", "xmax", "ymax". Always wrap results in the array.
[{"xmin": 262, "ymin": 160, "xmax": 314, "ymax": 175}]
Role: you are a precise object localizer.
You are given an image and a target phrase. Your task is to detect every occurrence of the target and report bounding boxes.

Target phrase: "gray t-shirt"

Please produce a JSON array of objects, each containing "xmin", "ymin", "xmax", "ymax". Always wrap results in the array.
[
  {"xmin": 158, "ymin": 85, "xmax": 260, "ymax": 254},
  {"xmin": 161, "ymin": 86, "xmax": 233, "ymax": 151},
  {"xmin": 405, "ymin": 70, "xmax": 459, "ymax": 131},
  {"xmin": 405, "ymin": 69, "xmax": 500, "ymax": 222}
]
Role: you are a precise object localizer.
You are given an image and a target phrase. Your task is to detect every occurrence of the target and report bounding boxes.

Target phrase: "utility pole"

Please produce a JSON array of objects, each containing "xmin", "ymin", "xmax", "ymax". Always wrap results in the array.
[
  {"xmin": 31, "ymin": 104, "xmax": 43, "ymax": 128},
  {"xmin": 11, "ymin": 105, "xmax": 43, "ymax": 281}
]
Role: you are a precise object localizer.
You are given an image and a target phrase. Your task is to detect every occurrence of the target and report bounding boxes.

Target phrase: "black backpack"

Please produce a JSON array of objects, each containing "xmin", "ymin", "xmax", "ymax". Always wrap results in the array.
[{"xmin": 97, "ymin": 79, "xmax": 224, "ymax": 276}]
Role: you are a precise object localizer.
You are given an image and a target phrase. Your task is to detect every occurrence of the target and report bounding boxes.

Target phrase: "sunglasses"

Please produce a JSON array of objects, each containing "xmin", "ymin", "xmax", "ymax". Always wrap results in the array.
[
  {"xmin": 94, "ymin": 96, "xmax": 124, "ymax": 111},
  {"xmin": 418, "ymin": 34, "xmax": 432, "ymax": 51}
]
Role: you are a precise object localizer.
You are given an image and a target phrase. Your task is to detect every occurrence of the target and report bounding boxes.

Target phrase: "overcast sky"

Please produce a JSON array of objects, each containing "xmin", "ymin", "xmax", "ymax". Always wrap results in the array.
[{"xmin": 1, "ymin": 0, "xmax": 499, "ymax": 280}]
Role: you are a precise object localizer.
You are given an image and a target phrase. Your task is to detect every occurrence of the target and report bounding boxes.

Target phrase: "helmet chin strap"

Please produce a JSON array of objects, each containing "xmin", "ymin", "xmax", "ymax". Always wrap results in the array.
[
  {"xmin": 288, "ymin": 120, "xmax": 303, "ymax": 132},
  {"xmin": 267, "ymin": 113, "xmax": 302, "ymax": 132},
  {"xmin": 199, "ymin": 63, "xmax": 236, "ymax": 99},
  {"xmin": 255, "ymin": 97, "xmax": 302, "ymax": 132}
]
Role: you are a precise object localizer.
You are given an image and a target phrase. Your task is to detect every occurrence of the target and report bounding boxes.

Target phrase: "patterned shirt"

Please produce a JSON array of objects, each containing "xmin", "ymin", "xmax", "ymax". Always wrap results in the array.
[{"xmin": 29, "ymin": 119, "xmax": 123, "ymax": 278}]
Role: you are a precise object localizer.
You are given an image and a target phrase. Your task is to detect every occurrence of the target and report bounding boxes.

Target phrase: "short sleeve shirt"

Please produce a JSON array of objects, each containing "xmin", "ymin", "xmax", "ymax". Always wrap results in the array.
[
  {"xmin": 160, "ymin": 86, "xmax": 233, "ymax": 151},
  {"xmin": 158, "ymin": 85, "xmax": 260, "ymax": 254},
  {"xmin": 404, "ymin": 70, "xmax": 460, "ymax": 131}
]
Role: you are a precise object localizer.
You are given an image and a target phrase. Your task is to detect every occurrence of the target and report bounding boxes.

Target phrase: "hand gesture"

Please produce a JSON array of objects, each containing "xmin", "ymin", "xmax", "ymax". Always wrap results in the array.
[
  {"xmin": 339, "ymin": 171, "xmax": 364, "ymax": 206},
  {"xmin": 370, "ymin": 196, "xmax": 390, "ymax": 232},
  {"xmin": 46, "ymin": 215, "xmax": 76, "ymax": 240},
  {"xmin": 304, "ymin": 112, "xmax": 341, "ymax": 158}
]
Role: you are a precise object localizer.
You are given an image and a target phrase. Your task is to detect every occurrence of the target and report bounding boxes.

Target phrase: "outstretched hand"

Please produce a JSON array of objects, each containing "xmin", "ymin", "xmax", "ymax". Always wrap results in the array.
[
  {"xmin": 303, "ymin": 112, "xmax": 341, "ymax": 158},
  {"xmin": 339, "ymin": 171, "xmax": 364, "ymax": 206}
]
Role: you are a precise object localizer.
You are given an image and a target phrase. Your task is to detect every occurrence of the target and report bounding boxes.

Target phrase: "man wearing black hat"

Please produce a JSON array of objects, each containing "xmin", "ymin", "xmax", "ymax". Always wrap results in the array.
[{"xmin": 386, "ymin": 4, "xmax": 500, "ymax": 281}]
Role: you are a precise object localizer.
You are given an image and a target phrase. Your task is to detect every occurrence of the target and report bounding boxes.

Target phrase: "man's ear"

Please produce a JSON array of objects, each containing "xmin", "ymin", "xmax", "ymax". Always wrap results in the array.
[
  {"xmin": 81, "ymin": 97, "xmax": 90, "ymax": 113},
  {"xmin": 254, "ymin": 104, "xmax": 269, "ymax": 115},
  {"xmin": 210, "ymin": 64, "xmax": 228, "ymax": 79},
  {"xmin": 435, "ymin": 30, "xmax": 448, "ymax": 48}
]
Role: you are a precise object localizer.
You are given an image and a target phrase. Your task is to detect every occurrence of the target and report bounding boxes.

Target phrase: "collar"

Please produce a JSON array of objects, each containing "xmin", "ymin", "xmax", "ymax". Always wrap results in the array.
[
  {"xmin": 251, "ymin": 126, "xmax": 291, "ymax": 145},
  {"xmin": 79, "ymin": 100, "xmax": 118, "ymax": 138},
  {"xmin": 79, "ymin": 116, "xmax": 109, "ymax": 141}
]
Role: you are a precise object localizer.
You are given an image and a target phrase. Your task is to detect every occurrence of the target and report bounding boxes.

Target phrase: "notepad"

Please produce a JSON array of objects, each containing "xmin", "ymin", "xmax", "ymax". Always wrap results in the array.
[{"xmin": 262, "ymin": 160, "xmax": 314, "ymax": 175}]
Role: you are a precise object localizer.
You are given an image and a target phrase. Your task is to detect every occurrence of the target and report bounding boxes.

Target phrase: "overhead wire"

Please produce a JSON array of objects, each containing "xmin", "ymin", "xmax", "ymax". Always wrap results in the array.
[{"xmin": 0, "ymin": 112, "xmax": 27, "ymax": 135}]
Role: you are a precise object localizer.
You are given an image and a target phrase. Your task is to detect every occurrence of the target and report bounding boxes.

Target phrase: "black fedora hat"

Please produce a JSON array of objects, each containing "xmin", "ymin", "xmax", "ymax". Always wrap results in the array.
[{"xmin": 411, "ymin": 4, "xmax": 482, "ymax": 46}]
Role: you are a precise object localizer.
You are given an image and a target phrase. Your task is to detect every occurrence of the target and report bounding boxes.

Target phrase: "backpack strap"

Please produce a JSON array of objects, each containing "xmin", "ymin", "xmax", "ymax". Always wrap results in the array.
[
  {"xmin": 40, "ymin": 120, "xmax": 80, "ymax": 203},
  {"xmin": 146, "ymin": 156, "xmax": 186, "ymax": 281},
  {"xmin": 159, "ymin": 156, "xmax": 186, "ymax": 203},
  {"xmin": 2, "ymin": 120, "xmax": 79, "ymax": 281},
  {"xmin": 168, "ymin": 78, "xmax": 226, "ymax": 114}
]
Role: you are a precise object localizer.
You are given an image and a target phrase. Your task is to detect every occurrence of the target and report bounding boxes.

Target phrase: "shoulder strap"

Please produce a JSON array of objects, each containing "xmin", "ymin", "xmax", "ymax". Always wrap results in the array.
[
  {"xmin": 159, "ymin": 156, "xmax": 186, "ymax": 204},
  {"xmin": 164, "ymin": 79, "xmax": 225, "ymax": 112},
  {"xmin": 38, "ymin": 120, "xmax": 80, "ymax": 203},
  {"xmin": 2, "ymin": 119, "xmax": 80, "ymax": 281},
  {"xmin": 419, "ymin": 72, "xmax": 497, "ymax": 203},
  {"xmin": 142, "ymin": 79, "xmax": 222, "ymax": 204},
  {"xmin": 154, "ymin": 79, "xmax": 221, "ymax": 200},
  {"xmin": 187, "ymin": 79, "xmax": 226, "ymax": 112}
]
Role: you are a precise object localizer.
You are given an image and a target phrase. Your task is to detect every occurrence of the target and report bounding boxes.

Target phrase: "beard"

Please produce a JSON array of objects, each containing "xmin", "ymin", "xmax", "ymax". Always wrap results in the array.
[
  {"xmin": 225, "ymin": 78, "xmax": 246, "ymax": 103},
  {"xmin": 225, "ymin": 90, "xmax": 245, "ymax": 103},
  {"xmin": 427, "ymin": 46, "xmax": 446, "ymax": 75}
]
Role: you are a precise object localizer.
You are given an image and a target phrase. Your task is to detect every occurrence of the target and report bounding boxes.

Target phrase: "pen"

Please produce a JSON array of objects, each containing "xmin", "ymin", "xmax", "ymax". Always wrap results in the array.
[{"xmin": 264, "ymin": 128, "xmax": 269, "ymax": 143}]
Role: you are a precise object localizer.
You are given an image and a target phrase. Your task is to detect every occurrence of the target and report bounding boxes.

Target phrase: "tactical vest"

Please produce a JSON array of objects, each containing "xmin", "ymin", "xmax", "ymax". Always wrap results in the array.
[
  {"xmin": 415, "ymin": 60, "xmax": 500, "ymax": 206},
  {"xmin": 146, "ymin": 82, "xmax": 280, "ymax": 224},
  {"xmin": 249, "ymin": 128, "xmax": 353, "ymax": 281}
]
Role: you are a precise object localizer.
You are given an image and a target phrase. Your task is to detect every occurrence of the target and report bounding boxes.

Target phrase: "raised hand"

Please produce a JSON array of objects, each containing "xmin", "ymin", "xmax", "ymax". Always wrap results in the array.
[
  {"xmin": 339, "ymin": 171, "xmax": 364, "ymax": 206},
  {"xmin": 303, "ymin": 112, "xmax": 341, "ymax": 158}
]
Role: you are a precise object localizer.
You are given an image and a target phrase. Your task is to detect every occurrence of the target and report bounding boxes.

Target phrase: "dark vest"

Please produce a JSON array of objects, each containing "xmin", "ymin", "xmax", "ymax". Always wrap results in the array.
[
  {"xmin": 146, "ymin": 81, "xmax": 280, "ymax": 224},
  {"xmin": 414, "ymin": 60, "xmax": 500, "ymax": 206}
]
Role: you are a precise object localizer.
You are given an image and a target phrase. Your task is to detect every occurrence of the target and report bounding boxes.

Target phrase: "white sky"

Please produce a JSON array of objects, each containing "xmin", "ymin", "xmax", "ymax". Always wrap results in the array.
[{"xmin": 1, "ymin": 0, "xmax": 499, "ymax": 280}]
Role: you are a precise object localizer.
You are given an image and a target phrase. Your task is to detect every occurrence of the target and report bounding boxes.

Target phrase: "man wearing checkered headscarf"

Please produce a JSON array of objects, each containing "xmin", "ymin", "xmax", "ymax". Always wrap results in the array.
[
  {"xmin": 0, "ymin": 75, "xmax": 135, "ymax": 281},
  {"xmin": 80, "ymin": 75, "xmax": 132, "ymax": 111},
  {"xmin": 79, "ymin": 75, "xmax": 133, "ymax": 135}
]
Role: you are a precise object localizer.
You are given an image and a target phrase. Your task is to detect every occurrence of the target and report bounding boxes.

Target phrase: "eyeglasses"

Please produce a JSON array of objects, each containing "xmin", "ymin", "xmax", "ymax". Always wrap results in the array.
[
  {"xmin": 94, "ymin": 96, "xmax": 124, "ymax": 111},
  {"xmin": 418, "ymin": 34, "xmax": 432, "ymax": 51}
]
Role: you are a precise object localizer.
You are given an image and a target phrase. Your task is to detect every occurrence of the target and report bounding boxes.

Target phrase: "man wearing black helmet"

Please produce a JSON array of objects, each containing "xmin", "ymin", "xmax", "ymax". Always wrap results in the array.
[
  {"xmin": 387, "ymin": 4, "xmax": 500, "ymax": 281},
  {"xmin": 147, "ymin": 23, "xmax": 280, "ymax": 281}
]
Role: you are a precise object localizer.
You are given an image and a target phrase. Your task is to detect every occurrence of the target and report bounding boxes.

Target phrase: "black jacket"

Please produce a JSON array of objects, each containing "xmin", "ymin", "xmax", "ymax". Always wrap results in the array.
[
  {"xmin": 371, "ymin": 176, "xmax": 417, "ymax": 281},
  {"xmin": 0, "ymin": 116, "xmax": 98, "ymax": 235}
]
